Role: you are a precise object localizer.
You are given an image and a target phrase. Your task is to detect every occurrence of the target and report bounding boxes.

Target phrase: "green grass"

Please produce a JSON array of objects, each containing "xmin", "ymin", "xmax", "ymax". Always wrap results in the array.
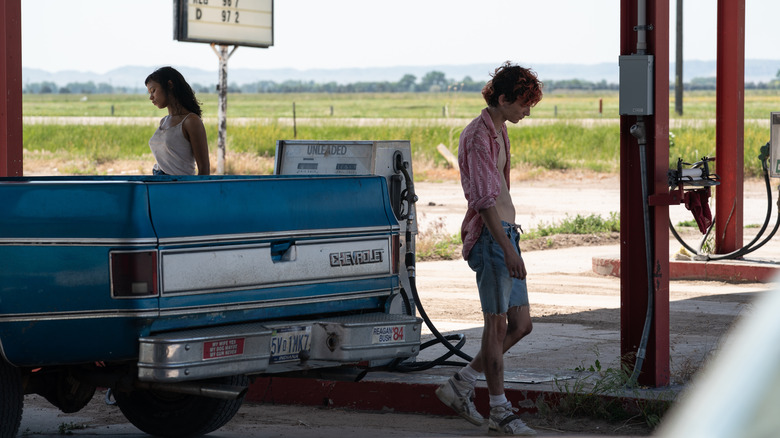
[
  {"xmin": 522, "ymin": 213, "xmax": 621, "ymax": 241},
  {"xmin": 21, "ymin": 90, "xmax": 779, "ymax": 177},
  {"xmin": 22, "ymin": 92, "xmax": 488, "ymax": 119},
  {"xmin": 23, "ymin": 89, "xmax": 780, "ymax": 119},
  {"xmin": 414, "ymin": 213, "xmax": 621, "ymax": 262},
  {"xmin": 671, "ymin": 89, "xmax": 780, "ymax": 120},
  {"xmin": 540, "ymin": 355, "xmax": 673, "ymax": 431},
  {"xmin": 22, "ymin": 122, "xmax": 772, "ymax": 177}
]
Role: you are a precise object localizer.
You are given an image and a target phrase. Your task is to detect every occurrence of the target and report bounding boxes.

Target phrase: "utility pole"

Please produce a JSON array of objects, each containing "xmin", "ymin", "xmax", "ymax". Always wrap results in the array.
[
  {"xmin": 675, "ymin": 0, "xmax": 683, "ymax": 116},
  {"xmin": 211, "ymin": 44, "xmax": 237, "ymax": 175}
]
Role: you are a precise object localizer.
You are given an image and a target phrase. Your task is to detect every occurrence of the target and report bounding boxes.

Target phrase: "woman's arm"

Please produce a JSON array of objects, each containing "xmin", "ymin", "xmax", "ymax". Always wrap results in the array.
[{"xmin": 183, "ymin": 116, "xmax": 211, "ymax": 175}]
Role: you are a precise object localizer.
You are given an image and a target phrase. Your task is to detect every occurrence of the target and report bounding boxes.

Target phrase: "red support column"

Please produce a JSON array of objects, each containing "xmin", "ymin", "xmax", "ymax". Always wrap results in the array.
[
  {"xmin": 619, "ymin": 0, "xmax": 671, "ymax": 387},
  {"xmin": 715, "ymin": 0, "xmax": 745, "ymax": 254},
  {"xmin": 648, "ymin": 0, "xmax": 671, "ymax": 387},
  {"xmin": 1, "ymin": 0, "xmax": 23, "ymax": 177}
]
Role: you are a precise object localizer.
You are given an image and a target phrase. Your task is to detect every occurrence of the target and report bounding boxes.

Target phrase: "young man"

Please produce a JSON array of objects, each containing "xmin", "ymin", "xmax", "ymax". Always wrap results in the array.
[{"xmin": 435, "ymin": 62, "xmax": 543, "ymax": 436}]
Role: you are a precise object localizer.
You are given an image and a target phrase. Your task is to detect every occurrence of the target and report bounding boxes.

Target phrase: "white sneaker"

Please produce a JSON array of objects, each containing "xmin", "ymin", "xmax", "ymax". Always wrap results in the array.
[
  {"xmin": 434, "ymin": 373, "xmax": 484, "ymax": 425},
  {"xmin": 488, "ymin": 405, "xmax": 537, "ymax": 436}
]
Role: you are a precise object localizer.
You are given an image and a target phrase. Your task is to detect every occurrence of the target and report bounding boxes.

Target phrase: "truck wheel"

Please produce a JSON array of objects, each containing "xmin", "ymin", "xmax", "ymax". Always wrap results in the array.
[
  {"xmin": 36, "ymin": 369, "xmax": 96, "ymax": 413},
  {"xmin": 0, "ymin": 360, "xmax": 23, "ymax": 438},
  {"xmin": 113, "ymin": 375, "xmax": 248, "ymax": 438}
]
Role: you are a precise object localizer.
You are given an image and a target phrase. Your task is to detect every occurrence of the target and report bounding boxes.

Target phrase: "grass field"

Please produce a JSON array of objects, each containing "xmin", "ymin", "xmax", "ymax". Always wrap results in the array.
[{"xmin": 21, "ymin": 90, "xmax": 780, "ymax": 177}]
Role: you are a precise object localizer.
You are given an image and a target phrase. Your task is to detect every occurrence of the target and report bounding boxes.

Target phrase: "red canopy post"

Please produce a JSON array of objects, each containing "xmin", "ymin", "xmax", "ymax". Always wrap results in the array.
[
  {"xmin": 715, "ymin": 0, "xmax": 745, "ymax": 254},
  {"xmin": 1, "ymin": 0, "xmax": 23, "ymax": 177},
  {"xmin": 619, "ymin": 0, "xmax": 671, "ymax": 387}
]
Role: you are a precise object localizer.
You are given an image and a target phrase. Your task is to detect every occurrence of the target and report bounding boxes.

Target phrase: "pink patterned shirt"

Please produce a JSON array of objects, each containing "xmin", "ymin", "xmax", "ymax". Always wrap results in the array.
[{"xmin": 458, "ymin": 108, "xmax": 511, "ymax": 260}]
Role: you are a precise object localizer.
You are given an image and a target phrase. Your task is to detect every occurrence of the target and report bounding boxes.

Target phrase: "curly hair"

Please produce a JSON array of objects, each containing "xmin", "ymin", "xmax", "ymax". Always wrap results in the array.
[
  {"xmin": 481, "ymin": 61, "xmax": 543, "ymax": 108},
  {"xmin": 145, "ymin": 66, "xmax": 202, "ymax": 117}
]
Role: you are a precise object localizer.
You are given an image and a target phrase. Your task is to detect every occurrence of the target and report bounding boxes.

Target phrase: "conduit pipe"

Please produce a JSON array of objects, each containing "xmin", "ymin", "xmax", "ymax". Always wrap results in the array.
[{"xmin": 637, "ymin": 0, "xmax": 648, "ymax": 54}]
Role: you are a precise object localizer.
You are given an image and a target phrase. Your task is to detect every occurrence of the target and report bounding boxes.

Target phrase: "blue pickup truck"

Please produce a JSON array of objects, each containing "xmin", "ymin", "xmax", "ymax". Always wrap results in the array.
[{"xmin": 0, "ymin": 141, "xmax": 422, "ymax": 437}]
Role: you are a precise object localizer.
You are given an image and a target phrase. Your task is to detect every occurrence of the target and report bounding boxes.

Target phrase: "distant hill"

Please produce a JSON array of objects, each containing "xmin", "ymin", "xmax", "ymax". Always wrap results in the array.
[{"xmin": 21, "ymin": 60, "xmax": 780, "ymax": 89}]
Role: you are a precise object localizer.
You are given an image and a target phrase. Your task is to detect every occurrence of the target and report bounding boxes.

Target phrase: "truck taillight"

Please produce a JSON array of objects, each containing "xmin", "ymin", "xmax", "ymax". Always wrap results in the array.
[
  {"xmin": 392, "ymin": 235, "xmax": 400, "ymax": 274},
  {"xmin": 110, "ymin": 250, "xmax": 158, "ymax": 298}
]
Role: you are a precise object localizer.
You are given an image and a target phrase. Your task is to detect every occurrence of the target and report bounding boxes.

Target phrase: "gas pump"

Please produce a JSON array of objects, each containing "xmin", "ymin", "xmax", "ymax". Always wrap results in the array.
[
  {"xmin": 769, "ymin": 113, "xmax": 780, "ymax": 177},
  {"xmin": 274, "ymin": 140, "xmax": 473, "ymax": 371},
  {"xmin": 274, "ymin": 140, "xmax": 418, "ymax": 316},
  {"xmin": 668, "ymin": 114, "xmax": 780, "ymax": 261}
]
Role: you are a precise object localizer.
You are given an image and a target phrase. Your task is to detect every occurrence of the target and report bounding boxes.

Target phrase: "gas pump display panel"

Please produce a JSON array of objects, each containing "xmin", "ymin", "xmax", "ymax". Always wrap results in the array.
[
  {"xmin": 274, "ymin": 142, "xmax": 375, "ymax": 176},
  {"xmin": 274, "ymin": 140, "xmax": 417, "ymax": 224},
  {"xmin": 174, "ymin": 0, "xmax": 274, "ymax": 48}
]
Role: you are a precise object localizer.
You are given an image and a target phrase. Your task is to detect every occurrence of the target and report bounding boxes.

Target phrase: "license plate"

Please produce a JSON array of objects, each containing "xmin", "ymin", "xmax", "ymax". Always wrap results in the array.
[{"xmin": 269, "ymin": 325, "xmax": 311, "ymax": 363}]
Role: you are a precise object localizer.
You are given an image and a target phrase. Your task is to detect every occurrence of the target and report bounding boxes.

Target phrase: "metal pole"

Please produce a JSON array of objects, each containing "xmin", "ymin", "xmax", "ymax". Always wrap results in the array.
[
  {"xmin": 292, "ymin": 102, "xmax": 297, "ymax": 139},
  {"xmin": 1, "ymin": 0, "xmax": 23, "ymax": 177},
  {"xmin": 675, "ymin": 0, "xmax": 683, "ymax": 116},
  {"xmin": 619, "ymin": 0, "xmax": 671, "ymax": 388},
  {"xmin": 714, "ymin": 0, "xmax": 745, "ymax": 254},
  {"xmin": 211, "ymin": 44, "xmax": 238, "ymax": 175}
]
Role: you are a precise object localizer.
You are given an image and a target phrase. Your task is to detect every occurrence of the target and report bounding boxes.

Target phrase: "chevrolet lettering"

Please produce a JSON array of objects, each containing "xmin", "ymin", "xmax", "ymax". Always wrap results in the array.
[{"xmin": 330, "ymin": 249, "xmax": 384, "ymax": 267}]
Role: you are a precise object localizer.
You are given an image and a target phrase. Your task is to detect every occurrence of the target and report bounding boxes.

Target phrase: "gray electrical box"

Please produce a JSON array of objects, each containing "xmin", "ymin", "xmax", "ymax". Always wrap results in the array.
[
  {"xmin": 619, "ymin": 55, "xmax": 654, "ymax": 116},
  {"xmin": 770, "ymin": 112, "xmax": 780, "ymax": 177}
]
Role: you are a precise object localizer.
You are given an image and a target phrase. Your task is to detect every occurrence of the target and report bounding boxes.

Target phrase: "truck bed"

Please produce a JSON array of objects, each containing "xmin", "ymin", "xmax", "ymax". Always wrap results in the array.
[{"xmin": 0, "ymin": 175, "xmax": 403, "ymax": 367}]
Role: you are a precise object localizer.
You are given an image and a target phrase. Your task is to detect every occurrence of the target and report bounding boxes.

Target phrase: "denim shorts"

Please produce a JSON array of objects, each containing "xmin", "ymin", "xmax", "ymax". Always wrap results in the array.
[{"xmin": 467, "ymin": 221, "xmax": 529, "ymax": 314}]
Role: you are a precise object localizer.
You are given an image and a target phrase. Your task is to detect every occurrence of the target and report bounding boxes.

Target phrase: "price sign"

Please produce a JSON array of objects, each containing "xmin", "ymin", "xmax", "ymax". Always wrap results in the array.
[{"xmin": 175, "ymin": 0, "xmax": 274, "ymax": 48}]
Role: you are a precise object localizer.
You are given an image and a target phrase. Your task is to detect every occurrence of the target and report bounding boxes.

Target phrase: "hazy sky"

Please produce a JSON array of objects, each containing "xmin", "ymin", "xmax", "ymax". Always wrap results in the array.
[{"xmin": 21, "ymin": 0, "xmax": 780, "ymax": 74}]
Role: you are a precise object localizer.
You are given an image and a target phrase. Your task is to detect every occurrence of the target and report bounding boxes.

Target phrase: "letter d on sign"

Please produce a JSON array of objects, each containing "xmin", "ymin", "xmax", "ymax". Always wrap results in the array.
[{"xmin": 196, "ymin": 8, "xmax": 202, "ymax": 19}]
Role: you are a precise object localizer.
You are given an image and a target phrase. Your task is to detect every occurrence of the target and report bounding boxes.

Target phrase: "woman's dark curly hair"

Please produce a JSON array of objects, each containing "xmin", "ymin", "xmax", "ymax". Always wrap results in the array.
[
  {"xmin": 145, "ymin": 66, "xmax": 202, "ymax": 117},
  {"xmin": 482, "ymin": 61, "xmax": 543, "ymax": 108}
]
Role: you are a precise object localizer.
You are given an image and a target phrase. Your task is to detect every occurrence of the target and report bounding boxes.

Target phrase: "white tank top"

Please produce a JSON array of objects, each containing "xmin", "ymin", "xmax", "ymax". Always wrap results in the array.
[{"xmin": 149, "ymin": 113, "xmax": 197, "ymax": 175}]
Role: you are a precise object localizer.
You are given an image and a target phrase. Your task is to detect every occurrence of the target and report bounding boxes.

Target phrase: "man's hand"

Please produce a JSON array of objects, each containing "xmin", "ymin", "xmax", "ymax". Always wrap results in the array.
[
  {"xmin": 506, "ymin": 251, "xmax": 526, "ymax": 279},
  {"xmin": 504, "ymin": 245, "xmax": 526, "ymax": 279}
]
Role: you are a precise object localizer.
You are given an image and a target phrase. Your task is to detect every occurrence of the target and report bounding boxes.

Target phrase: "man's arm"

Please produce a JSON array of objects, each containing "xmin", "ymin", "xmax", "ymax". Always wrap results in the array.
[{"xmin": 479, "ymin": 206, "xmax": 526, "ymax": 279}]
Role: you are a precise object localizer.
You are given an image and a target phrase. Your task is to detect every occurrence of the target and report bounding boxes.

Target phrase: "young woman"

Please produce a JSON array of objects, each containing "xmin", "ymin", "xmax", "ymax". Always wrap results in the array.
[{"xmin": 145, "ymin": 66, "xmax": 210, "ymax": 175}]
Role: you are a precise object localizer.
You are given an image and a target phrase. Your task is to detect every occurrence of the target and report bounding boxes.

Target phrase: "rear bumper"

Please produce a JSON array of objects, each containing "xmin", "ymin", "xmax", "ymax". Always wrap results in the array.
[{"xmin": 138, "ymin": 313, "xmax": 421, "ymax": 382}]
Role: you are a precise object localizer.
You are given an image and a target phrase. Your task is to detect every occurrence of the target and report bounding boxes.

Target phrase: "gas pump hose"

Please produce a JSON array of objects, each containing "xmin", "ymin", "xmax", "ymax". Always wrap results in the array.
[{"xmin": 387, "ymin": 161, "xmax": 474, "ymax": 373}]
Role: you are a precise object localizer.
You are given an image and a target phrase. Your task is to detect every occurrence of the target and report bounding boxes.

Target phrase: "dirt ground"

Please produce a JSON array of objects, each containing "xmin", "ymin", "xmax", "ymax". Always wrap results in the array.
[
  {"xmin": 410, "ymin": 174, "xmax": 768, "ymax": 380},
  {"xmin": 16, "ymin": 156, "xmax": 775, "ymax": 437},
  {"xmin": 22, "ymin": 391, "xmax": 651, "ymax": 437}
]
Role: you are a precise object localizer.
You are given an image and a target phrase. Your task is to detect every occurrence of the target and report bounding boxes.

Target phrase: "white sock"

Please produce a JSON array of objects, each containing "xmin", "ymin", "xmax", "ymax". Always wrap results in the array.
[
  {"xmin": 459, "ymin": 364, "xmax": 481, "ymax": 384},
  {"xmin": 489, "ymin": 393, "xmax": 509, "ymax": 409}
]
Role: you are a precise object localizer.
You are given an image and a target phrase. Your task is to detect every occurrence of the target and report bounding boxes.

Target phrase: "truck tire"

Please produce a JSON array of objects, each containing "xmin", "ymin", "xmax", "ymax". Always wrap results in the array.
[
  {"xmin": 113, "ymin": 375, "xmax": 248, "ymax": 438},
  {"xmin": 36, "ymin": 369, "xmax": 96, "ymax": 413},
  {"xmin": 0, "ymin": 360, "xmax": 23, "ymax": 438}
]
